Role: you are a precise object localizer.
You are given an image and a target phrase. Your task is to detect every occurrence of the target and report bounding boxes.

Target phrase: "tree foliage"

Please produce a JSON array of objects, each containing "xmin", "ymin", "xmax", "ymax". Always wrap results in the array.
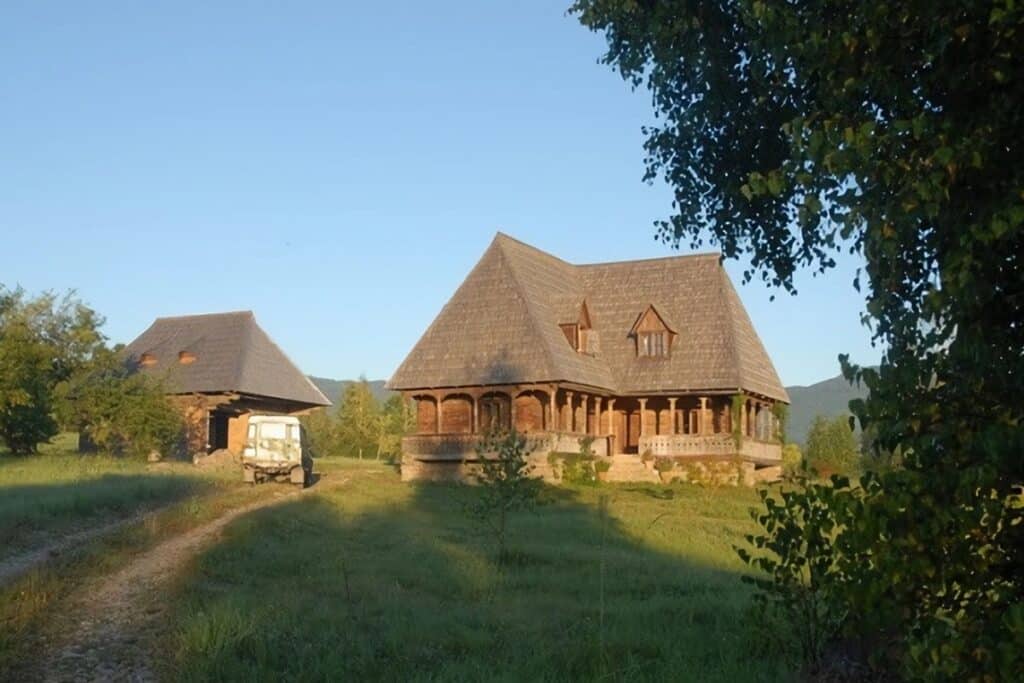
[
  {"xmin": 301, "ymin": 379, "xmax": 412, "ymax": 462},
  {"xmin": 57, "ymin": 347, "xmax": 183, "ymax": 459},
  {"xmin": 804, "ymin": 415, "xmax": 859, "ymax": 474},
  {"xmin": 574, "ymin": 1, "xmax": 1024, "ymax": 677},
  {"xmin": 0, "ymin": 286, "xmax": 104, "ymax": 454}
]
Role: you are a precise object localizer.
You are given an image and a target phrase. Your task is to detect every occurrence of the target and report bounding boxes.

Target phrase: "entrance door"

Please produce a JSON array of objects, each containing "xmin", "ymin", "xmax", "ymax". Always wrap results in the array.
[
  {"xmin": 626, "ymin": 411, "xmax": 641, "ymax": 453},
  {"xmin": 207, "ymin": 412, "xmax": 229, "ymax": 453}
]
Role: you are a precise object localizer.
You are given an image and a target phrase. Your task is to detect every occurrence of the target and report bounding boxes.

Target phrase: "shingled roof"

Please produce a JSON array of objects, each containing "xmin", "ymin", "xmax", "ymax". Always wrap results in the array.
[
  {"xmin": 389, "ymin": 233, "xmax": 788, "ymax": 402},
  {"xmin": 124, "ymin": 311, "xmax": 331, "ymax": 407}
]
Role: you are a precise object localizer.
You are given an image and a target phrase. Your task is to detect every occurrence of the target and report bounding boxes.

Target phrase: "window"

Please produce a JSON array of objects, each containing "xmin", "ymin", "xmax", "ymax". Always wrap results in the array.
[
  {"xmin": 139, "ymin": 353, "xmax": 157, "ymax": 367},
  {"xmin": 178, "ymin": 351, "xmax": 196, "ymax": 365},
  {"xmin": 639, "ymin": 331, "xmax": 667, "ymax": 357}
]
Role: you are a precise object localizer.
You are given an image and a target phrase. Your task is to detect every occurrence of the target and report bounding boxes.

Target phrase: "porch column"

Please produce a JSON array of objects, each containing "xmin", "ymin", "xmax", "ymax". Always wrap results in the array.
[
  {"xmin": 743, "ymin": 400, "xmax": 751, "ymax": 437},
  {"xmin": 668, "ymin": 397, "xmax": 678, "ymax": 435},
  {"xmin": 549, "ymin": 389, "xmax": 557, "ymax": 431},
  {"xmin": 565, "ymin": 391, "xmax": 574, "ymax": 433},
  {"xmin": 595, "ymin": 397, "xmax": 604, "ymax": 436},
  {"xmin": 699, "ymin": 396, "xmax": 709, "ymax": 435},
  {"xmin": 472, "ymin": 395, "xmax": 479, "ymax": 434},
  {"xmin": 435, "ymin": 393, "xmax": 443, "ymax": 434},
  {"xmin": 582, "ymin": 394, "xmax": 591, "ymax": 435},
  {"xmin": 639, "ymin": 398, "xmax": 648, "ymax": 437},
  {"xmin": 607, "ymin": 398, "xmax": 616, "ymax": 439}
]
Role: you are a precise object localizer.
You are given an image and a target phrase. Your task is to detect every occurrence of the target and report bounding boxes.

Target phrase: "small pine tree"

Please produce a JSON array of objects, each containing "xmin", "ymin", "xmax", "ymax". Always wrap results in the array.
[{"xmin": 467, "ymin": 430, "xmax": 540, "ymax": 564}]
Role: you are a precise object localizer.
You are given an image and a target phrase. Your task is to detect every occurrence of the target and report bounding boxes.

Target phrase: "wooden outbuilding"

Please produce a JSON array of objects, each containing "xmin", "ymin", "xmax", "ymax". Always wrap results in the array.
[
  {"xmin": 125, "ymin": 311, "xmax": 330, "ymax": 458},
  {"xmin": 388, "ymin": 233, "xmax": 789, "ymax": 483}
]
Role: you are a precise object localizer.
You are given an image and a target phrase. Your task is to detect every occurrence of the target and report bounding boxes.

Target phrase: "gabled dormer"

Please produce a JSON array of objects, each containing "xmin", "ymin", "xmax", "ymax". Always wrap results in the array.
[
  {"xmin": 560, "ymin": 300, "xmax": 600, "ymax": 355},
  {"xmin": 629, "ymin": 305, "xmax": 675, "ymax": 358}
]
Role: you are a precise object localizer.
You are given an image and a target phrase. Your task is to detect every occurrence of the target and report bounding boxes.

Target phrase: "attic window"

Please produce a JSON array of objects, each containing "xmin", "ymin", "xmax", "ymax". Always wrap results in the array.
[
  {"xmin": 178, "ymin": 351, "xmax": 196, "ymax": 365},
  {"xmin": 139, "ymin": 353, "xmax": 157, "ymax": 367},
  {"xmin": 630, "ymin": 305, "xmax": 675, "ymax": 358},
  {"xmin": 561, "ymin": 301, "xmax": 599, "ymax": 355},
  {"xmin": 639, "ymin": 331, "xmax": 667, "ymax": 357}
]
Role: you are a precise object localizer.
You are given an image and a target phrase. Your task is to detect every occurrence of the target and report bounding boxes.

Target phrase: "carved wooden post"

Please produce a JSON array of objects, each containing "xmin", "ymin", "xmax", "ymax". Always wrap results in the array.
[
  {"xmin": 639, "ymin": 398, "xmax": 648, "ymax": 438},
  {"xmin": 435, "ymin": 393, "xmax": 443, "ymax": 434},
  {"xmin": 607, "ymin": 398, "xmax": 616, "ymax": 451},
  {"xmin": 595, "ymin": 397, "xmax": 604, "ymax": 436},
  {"xmin": 549, "ymin": 389, "xmax": 557, "ymax": 432},
  {"xmin": 471, "ymin": 394, "xmax": 479, "ymax": 434},
  {"xmin": 565, "ymin": 391, "xmax": 574, "ymax": 433},
  {"xmin": 582, "ymin": 394, "xmax": 591, "ymax": 435},
  {"xmin": 699, "ymin": 396, "xmax": 709, "ymax": 435},
  {"xmin": 668, "ymin": 397, "xmax": 678, "ymax": 435}
]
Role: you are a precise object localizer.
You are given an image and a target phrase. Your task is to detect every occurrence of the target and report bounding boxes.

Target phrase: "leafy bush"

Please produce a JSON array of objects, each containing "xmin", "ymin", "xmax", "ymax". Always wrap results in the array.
[
  {"xmin": 781, "ymin": 443, "xmax": 803, "ymax": 479},
  {"xmin": 804, "ymin": 416, "xmax": 859, "ymax": 475},
  {"xmin": 548, "ymin": 451, "xmax": 598, "ymax": 485},
  {"xmin": 58, "ymin": 348, "xmax": 183, "ymax": 459},
  {"xmin": 653, "ymin": 456, "xmax": 674, "ymax": 474},
  {"xmin": 737, "ymin": 469, "xmax": 854, "ymax": 673}
]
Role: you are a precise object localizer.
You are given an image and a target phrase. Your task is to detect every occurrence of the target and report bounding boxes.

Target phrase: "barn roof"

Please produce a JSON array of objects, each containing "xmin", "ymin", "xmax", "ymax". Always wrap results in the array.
[
  {"xmin": 124, "ymin": 311, "xmax": 331, "ymax": 407},
  {"xmin": 388, "ymin": 233, "xmax": 788, "ymax": 402}
]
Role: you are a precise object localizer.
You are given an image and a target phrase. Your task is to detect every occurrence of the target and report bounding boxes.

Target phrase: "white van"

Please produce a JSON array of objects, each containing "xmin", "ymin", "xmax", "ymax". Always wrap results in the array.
[{"xmin": 242, "ymin": 415, "xmax": 310, "ymax": 486}]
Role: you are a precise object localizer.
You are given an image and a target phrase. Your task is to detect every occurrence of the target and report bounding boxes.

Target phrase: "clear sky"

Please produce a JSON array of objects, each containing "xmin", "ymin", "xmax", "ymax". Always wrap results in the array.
[{"xmin": 1, "ymin": 1, "xmax": 877, "ymax": 387}]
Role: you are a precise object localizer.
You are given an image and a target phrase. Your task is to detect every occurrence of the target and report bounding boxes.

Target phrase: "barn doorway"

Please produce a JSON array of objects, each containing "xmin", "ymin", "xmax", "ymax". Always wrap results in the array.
[{"xmin": 207, "ymin": 411, "xmax": 229, "ymax": 453}]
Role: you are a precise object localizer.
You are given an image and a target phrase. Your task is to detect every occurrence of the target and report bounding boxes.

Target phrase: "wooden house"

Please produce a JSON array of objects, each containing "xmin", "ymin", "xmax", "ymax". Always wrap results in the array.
[
  {"xmin": 388, "ymin": 233, "xmax": 789, "ymax": 482},
  {"xmin": 125, "ymin": 311, "xmax": 330, "ymax": 457}
]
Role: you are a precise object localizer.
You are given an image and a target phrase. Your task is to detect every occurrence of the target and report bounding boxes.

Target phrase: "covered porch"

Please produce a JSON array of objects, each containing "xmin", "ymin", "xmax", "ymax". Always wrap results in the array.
[{"xmin": 402, "ymin": 384, "xmax": 782, "ymax": 462}]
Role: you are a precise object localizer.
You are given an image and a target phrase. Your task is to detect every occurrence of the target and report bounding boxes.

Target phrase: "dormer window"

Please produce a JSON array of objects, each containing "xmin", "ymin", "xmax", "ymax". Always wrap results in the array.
[
  {"xmin": 178, "ymin": 351, "xmax": 197, "ymax": 365},
  {"xmin": 639, "ymin": 331, "xmax": 667, "ymax": 357},
  {"xmin": 139, "ymin": 353, "xmax": 157, "ymax": 367},
  {"xmin": 561, "ymin": 301, "xmax": 599, "ymax": 355},
  {"xmin": 630, "ymin": 305, "xmax": 675, "ymax": 359}
]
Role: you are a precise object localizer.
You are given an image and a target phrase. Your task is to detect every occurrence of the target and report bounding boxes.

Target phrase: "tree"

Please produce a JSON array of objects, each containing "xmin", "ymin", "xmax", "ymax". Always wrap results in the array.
[
  {"xmin": 56, "ymin": 347, "xmax": 183, "ymax": 459},
  {"xmin": 335, "ymin": 377, "xmax": 380, "ymax": 458},
  {"xmin": 573, "ymin": 2, "xmax": 1024, "ymax": 677},
  {"xmin": 804, "ymin": 416, "xmax": 859, "ymax": 475},
  {"xmin": 377, "ymin": 394, "xmax": 413, "ymax": 463},
  {"xmin": 0, "ymin": 286, "xmax": 104, "ymax": 454},
  {"xmin": 467, "ymin": 430, "xmax": 540, "ymax": 564}
]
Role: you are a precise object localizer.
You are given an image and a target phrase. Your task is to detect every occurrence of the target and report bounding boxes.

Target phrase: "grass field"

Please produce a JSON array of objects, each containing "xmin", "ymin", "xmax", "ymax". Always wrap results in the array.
[
  {"xmin": 0, "ymin": 435, "xmax": 239, "ymax": 560},
  {"xmin": 165, "ymin": 459, "xmax": 793, "ymax": 681}
]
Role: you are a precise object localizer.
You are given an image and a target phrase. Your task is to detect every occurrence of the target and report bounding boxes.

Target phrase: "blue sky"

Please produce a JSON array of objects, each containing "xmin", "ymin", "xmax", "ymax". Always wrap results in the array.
[{"xmin": 0, "ymin": 1, "xmax": 877, "ymax": 387}]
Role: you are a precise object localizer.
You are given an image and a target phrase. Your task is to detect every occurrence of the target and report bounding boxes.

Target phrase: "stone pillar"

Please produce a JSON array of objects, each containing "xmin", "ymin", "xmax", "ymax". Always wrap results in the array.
[
  {"xmin": 668, "ymin": 397, "xmax": 678, "ymax": 435},
  {"xmin": 639, "ymin": 398, "xmax": 648, "ymax": 437},
  {"xmin": 699, "ymin": 396, "xmax": 709, "ymax": 435},
  {"xmin": 565, "ymin": 391, "xmax": 574, "ymax": 433}
]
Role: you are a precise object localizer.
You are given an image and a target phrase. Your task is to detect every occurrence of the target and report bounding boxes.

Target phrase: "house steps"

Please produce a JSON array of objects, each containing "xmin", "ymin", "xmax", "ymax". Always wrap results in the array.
[{"xmin": 601, "ymin": 455, "xmax": 660, "ymax": 483}]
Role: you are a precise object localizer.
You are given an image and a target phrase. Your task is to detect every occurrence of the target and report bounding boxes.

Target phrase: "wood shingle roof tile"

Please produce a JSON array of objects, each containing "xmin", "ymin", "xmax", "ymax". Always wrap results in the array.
[
  {"xmin": 388, "ymin": 233, "xmax": 788, "ymax": 402},
  {"xmin": 125, "ymin": 311, "xmax": 331, "ymax": 407}
]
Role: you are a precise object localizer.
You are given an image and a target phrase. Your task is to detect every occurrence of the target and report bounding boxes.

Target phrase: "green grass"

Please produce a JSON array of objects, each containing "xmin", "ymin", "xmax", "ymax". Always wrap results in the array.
[
  {"xmin": 166, "ymin": 460, "xmax": 793, "ymax": 681},
  {"xmin": 0, "ymin": 436, "xmax": 240, "ymax": 559}
]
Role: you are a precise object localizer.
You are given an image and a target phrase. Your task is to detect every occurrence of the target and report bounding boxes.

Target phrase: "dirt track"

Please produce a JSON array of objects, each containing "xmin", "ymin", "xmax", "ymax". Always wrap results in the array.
[{"xmin": 14, "ymin": 479, "xmax": 337, "ymax": 683}]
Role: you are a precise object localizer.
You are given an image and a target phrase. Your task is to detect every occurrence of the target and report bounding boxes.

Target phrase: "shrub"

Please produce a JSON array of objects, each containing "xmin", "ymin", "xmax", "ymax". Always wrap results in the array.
[
  {"xmin": 468, "ymin": 430, "xmax": 540, "ymax": 563},
  {"xmin": 737, "ymin": 469, "xmax": 855, "ymax": 673},
  {"xmin": 653, "ymin": 456, "xmax": 674, "ymax": 474},
  {"xmin": 804, "ymin": 416, "xmax": 859, "ymax": 475},
  {"xmin": 781, "ymin": 443, "xmax": 803, "ymax": 479}
]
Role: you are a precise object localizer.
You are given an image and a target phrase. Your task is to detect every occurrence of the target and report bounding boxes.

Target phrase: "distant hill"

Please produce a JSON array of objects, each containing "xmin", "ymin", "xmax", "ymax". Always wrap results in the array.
[
  {"xmin": 307, "ymin": 376, "xmax": 393, "ymax": 409},
  {"xmin": 785, "ymin": 373, "xmax": 869, "ymax": 446}
]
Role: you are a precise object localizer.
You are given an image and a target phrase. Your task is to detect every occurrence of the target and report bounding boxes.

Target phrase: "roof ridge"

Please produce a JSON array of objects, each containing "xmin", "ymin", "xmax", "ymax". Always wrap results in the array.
[
  {"xmin": 154, "ymin": 310, "xmax": 254, "ymax": 322},
  {"xmin": 493, "ymin": 238, "xmax": 562, "ymax": 382},
  {"xmin": 576, "ymin": 251, "xmax": 722, "ymax": 269},
  {"xmin": 237, "ymin": 315, "xmax": 332, "ymax": 405},
  {"xmin": 494, "ymin": 232, "xmax": 574, "ymax": 268}
]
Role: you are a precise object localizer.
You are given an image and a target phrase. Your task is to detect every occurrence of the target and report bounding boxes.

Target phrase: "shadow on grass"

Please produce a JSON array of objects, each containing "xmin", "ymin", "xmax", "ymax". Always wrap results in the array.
[
  {"xmin": 163, "ymin": 472, "xmax": 792, "ymax": 682},
  {"xmin": 0, "ymin": 473, "xmax": 219, "ymax": 556}
]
